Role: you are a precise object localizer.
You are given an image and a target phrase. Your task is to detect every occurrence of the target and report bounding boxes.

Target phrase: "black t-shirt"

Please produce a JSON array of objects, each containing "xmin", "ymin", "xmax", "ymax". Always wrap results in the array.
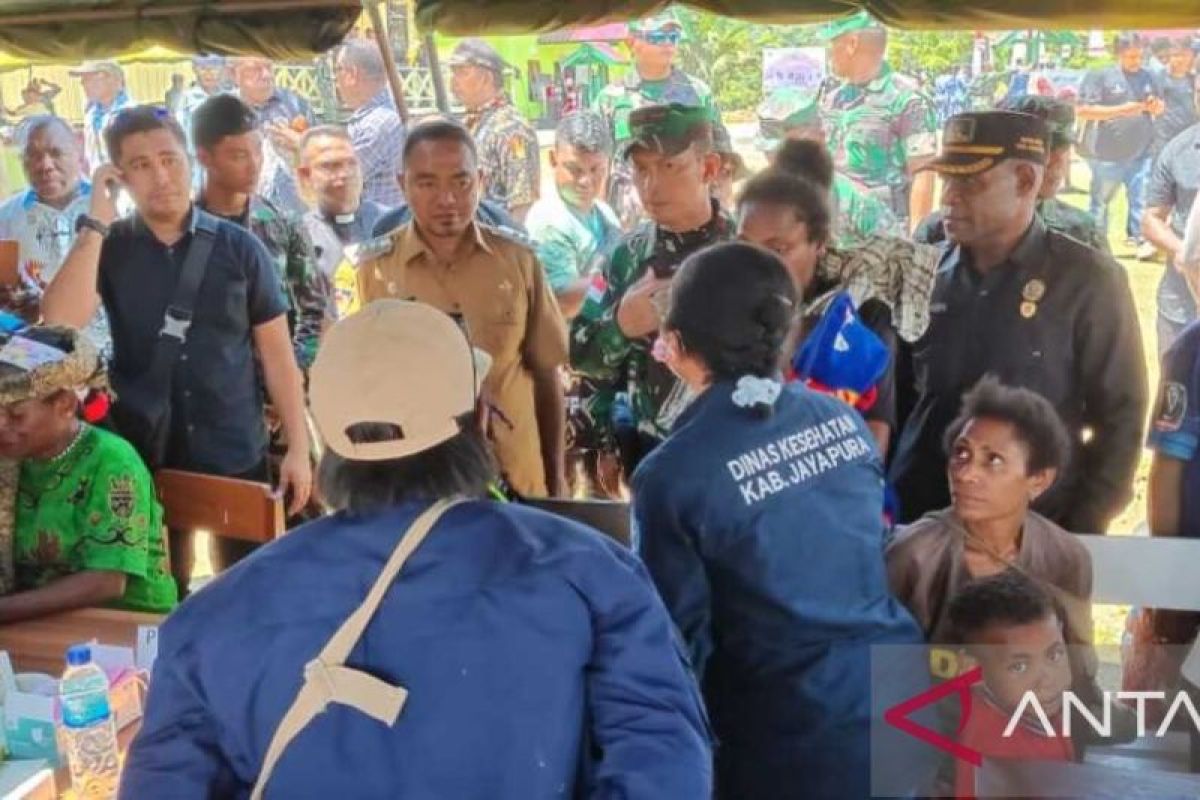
[
  {"xmin": 98, "ymin": 210, "xmax": 288, "ymax": 475},
  {"xmin": 1146, "ymin": 123, "xmax": 1200, "ymax": 324},
  {"xmin": 1155, "ymin": 73, "xmax": 1198, "ymax": 152},
  {"xmin": 1079, "ymin": 65, "xmax": 1157, "ymax": 162}
]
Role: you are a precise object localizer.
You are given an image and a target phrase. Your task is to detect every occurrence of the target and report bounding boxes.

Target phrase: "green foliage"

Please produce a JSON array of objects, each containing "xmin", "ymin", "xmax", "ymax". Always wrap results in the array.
[{"xmin": 887, "ymin": 30, "xmax": 975, "ymax": 77}]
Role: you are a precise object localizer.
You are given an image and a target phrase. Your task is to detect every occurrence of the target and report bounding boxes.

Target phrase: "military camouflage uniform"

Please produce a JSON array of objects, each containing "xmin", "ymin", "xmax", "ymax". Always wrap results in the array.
[
  {"xmin": 832, "ymin": 174, "xmax": 903, "ymax": 247},
  {"xmin": 912, "ymin": 198, "xmax": 1111, "ymax": 255},
  {"xmin": 570, "ymin": 203, "xmax": 734, "ymax": 445},
  {"xmin": 467, "ymin": 97, "xmax": 541, "ymax": 216},
  {"xmin": 820, "ymin": 63, "xmax": 938, "ymax": 224},
  {"xmin": 593, "ymin": 70, "xmax": 721, "ymax": 228},
  {"xmin": 205, "ymin": 195, "xmax": 328, "ymax": 371}
]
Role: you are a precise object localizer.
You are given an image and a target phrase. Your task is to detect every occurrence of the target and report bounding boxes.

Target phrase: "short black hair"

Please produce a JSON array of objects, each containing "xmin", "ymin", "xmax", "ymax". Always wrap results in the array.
[
  {"xmin": 736, "ymin": 168, "xmax": 831, "ymax": 246},
  {"xmin": 666, "ymin": 242, "xmax": 797, "ymax": 415},
  {"xmin": 1114, "ymin": 32, "xmax": 1146, "ymax": 54},
  {"xmin": 104, "ymin": 105, "xmax": 187, "ymax": 164},
  {"xmin": 192, "ymin": 94, "xmax": 257, "ymax": 151},
  {"xmin": 402, "ymin": 119, "xmax": 478, "ymax": 166},
  {"xmin": 771, "ymin": 138, "xmax": 834, "ymax": 191},
  {"xmin": 948, "ymin": 569, "xmax": 1057, "ymax": 644},
  {"xmin": 555, "ymin": 110, "xmax": 613, "ymax": 155},
  {"xmin": 317, "ymin": 414, "xmax": 497, "ymax": 516},
  {"xmin": 943, "ymin": 376, "xmax": 1071, "ymax": 476}
]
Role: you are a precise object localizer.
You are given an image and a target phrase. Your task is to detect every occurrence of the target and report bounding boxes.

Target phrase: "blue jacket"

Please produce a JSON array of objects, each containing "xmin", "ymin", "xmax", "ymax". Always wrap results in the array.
[
  {"xmin": 632, "ymin": 381, "xmax": 927, "ymax": 800},
  {"xmin": 121, "ymin": 501, "xmax": 712, "ymax": 799}
]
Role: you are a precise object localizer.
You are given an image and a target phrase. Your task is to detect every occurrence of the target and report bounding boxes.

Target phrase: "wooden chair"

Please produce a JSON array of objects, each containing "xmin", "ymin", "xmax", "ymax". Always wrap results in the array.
[
  {"xmin": 523, "ymin": 497, "xmax": 631, "ymax": 546},
  {"xmin": 0, "ymin": 607, "xmax": 163, "ymax": 674},
  {"xmin": 154, "ymin": 469, "xmax": 284, "ymax": 543}
]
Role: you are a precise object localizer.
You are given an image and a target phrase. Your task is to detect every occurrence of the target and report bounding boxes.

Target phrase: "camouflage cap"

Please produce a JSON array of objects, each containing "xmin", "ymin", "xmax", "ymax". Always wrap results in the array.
[
  {"xmin": 997, "ymin": 95, "xmax": 1076, "ymax": 150},
  {"xmin": 816, "ymin": 10, "xmax": 883, "ymax": 43},
  {"xmin": 0, "ymin": 326, "xmax": 107, "ymax": 406},
  {"xmin": 756, "ymin": 87, "xmax": 821, "ymax": 152},
  {"xmin": 923, "ymin": 111, "xmax": 1049, "ymax": 175},
  {"xmin": 712, "ymin": 122, "xmax": 749, "ymax": 180},
  {"xmin": 446, "ymin": 38, "xmax": 509, "ymax": 75},
  {"xmin": 621, "ymin": 103, "xmax": 713, "ymax": 161},
  {"xmin": 629, "ymin": 9, "xmax": 684, "ymax": 36}
]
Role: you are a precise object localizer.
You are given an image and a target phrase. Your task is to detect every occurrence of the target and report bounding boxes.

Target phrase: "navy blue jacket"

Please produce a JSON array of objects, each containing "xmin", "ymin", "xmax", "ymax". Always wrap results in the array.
[
  {"xmin": 633, "ymin": 381, "xmax": 926, "ymax": 799},
  {"xmin": 121, "ymin": 501, "xmax": 712, "ymax": 799}
]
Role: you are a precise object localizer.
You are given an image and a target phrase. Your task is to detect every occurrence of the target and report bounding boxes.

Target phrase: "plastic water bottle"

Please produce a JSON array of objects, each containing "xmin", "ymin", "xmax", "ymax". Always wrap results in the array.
[{"xmin": 59, "ymin": 645, "xmax": 120, "ymax": 799}]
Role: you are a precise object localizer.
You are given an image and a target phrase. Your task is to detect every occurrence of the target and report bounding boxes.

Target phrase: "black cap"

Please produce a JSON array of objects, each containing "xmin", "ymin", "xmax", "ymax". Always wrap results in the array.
[{"xmin": 923, "ymin": 111, "xmax": 1049, "ymax": 175}]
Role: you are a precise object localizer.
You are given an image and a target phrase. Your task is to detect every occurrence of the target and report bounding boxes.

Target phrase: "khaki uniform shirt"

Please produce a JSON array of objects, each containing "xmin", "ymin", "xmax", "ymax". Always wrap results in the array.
[{"xmin": 356, "ymin": 222, "xmax": 568, "ymax": 496}]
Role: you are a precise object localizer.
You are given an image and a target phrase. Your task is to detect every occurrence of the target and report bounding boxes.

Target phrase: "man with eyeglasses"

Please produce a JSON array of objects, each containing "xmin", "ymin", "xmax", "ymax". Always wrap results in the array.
[
  {"xmin": 0, "ymin": 116, "xmax": 110, "ymax": 354},
  {"xmin": 593, "ymin": 10, "xmax": 722, "ymax": 228}
]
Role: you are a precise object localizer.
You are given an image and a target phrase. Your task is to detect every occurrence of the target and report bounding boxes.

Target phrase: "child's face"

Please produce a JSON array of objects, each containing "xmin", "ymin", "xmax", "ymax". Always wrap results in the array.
[{"xmin": 971, "ymin": 614, "xmax": 1072, "ymax": 718}]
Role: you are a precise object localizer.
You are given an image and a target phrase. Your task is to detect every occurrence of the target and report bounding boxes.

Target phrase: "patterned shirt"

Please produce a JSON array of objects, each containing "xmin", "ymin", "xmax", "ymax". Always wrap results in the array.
[
  {"xmin": 202, "ymin": 195, "xmax": 328, "ymax": 370},
  {"xmin": 83, "ymin": 90, "xmax": 134, "ymax": 171},
  {"xmin": 0, "ymin": 182, "xmax": 111, "ymax": 354},
  {"xmin": 525, "ymin": 189, "xmax": 622, "ymax": 293},
  {"xmin": 347, "ymin": 91, "xmax": 405, "ymax": 208},
  {"xmin": 466, "ymin": 97, "xmax": 541, "ymax": 215},
  {"xmin": 820, "ymin": 63, "xmax": 938, "ymax": 222},
  {"xmin": 832, "ymin": 173, "xmax": 903, "ymax": 248},
  {"xmin": 913, "ymin": 198, "xmax": 1111, "ymax": 256},
  {"xmin": 570, "ymin": 203, "xmax": 734, "ymax": 440},
  {"xmin": 15, "ymin": 425, "xmax": 176, "ymax": 613},
  {"xmin": 241, "ymin": 89, "xmax": 315, "ymax": 215}
]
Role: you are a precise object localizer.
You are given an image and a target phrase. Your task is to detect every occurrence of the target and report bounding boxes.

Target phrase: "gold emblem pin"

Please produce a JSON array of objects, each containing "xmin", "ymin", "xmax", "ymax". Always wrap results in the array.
[
  {"xmin": 1022, "ymin": 279, "xmax": 1046, "ymax": 303},
  {"xmin": 1020, "ymin": 301, "xmax": 1038, "ymax": 319}
]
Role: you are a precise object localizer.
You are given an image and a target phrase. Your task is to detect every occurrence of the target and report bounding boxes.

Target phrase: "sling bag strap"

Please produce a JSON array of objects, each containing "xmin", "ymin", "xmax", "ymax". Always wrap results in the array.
[{"xmin": 250, "ymin": 499, "xmax": 464, "ymax": 800}]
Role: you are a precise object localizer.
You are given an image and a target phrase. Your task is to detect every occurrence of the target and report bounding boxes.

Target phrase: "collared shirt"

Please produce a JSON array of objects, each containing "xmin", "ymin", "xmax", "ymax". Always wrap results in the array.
[
  {"xmin": 913, "ymin": 197, "xmax": 1110, "ymax": 256},
  {"xmin": 346, "ymin": 91, "xmax": 405, "ymax": 208},
  {"xmin": 201, "ymin": 194, "xmax": 327, "ymax": 370},
  {"xmin": 304, "ymin": 200, "xmax": 388, "ymax": 279},
  {"xmin": 820, "ymin": 63, "xmax": 938, "ymax": 220},
  {"xmin": 1147, "ymin": 122, "xmax": 1200, "ymax": 325},
  {"xmin": 1148, "ymin": 321, "xmax": 1200, "ymax": 537},
  {"xmin": 83, "ymin": 90, "xmax": 133, "ymax": 171},
  {"xmin": 122, "ymin": 500, "xmax": 711, "ymax": 798},
  {"xmin": 466, "ymin": 97, "xmax": 541, "ymax": 214},
  {"xmin": 98, "ymin": 207, "xmax": 288, "ymax": 476},
  {"xmin": 525, "ymin": 190, "xmax": 621, "ymax": 294},
  {"xmin": 356, "ymin": 222, "xmax": 569, "ymax": 496},
  {"xmin": 0, "ymin": 182, "xmax": 110, "ymax": 354},
  {"xmin": 241, "ymin": 89, "xmax": 315, "ymax": 215},
  {"xmin": 889, "ymin": 218, "xmax": 1148, "ymax": 534},
  {"xmin": 1079, "ymin": 65, "xmax": 1156, "ymax": 162}
]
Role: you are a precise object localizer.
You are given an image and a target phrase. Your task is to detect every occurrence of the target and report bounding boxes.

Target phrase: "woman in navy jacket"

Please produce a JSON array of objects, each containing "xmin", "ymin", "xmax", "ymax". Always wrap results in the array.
[{"xmin": 632, "ymin": 242, "xmax": 928, "ymax": 799}]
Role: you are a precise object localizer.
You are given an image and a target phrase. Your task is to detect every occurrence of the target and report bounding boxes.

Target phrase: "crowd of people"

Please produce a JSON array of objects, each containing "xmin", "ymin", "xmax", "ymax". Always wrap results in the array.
[{"xmin": 0, "ymin": 9, "xmax": 1196, "ymax": 798}]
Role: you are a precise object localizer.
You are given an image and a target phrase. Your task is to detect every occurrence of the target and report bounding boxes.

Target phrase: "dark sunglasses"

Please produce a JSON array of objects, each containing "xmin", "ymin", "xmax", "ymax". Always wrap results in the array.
[{"xmin": 639, "ymin": 30, "xmax": 682, "ymax": 46}]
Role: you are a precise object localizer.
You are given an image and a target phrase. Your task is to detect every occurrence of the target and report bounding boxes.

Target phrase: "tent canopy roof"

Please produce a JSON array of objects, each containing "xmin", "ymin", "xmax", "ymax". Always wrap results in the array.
[
  {"xmin": 417, "ymin": 0, "xmax": 1200, "ymax": 34},
  {"xmin": 0, "ymin": 0, "xmax": 361, "ymax": 62}
]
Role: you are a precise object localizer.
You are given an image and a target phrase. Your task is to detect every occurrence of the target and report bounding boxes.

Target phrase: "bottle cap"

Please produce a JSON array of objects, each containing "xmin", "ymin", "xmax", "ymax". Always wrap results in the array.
[{"xmin": 65, "ymin": 644, "xmax": 92, "ymax": 667}]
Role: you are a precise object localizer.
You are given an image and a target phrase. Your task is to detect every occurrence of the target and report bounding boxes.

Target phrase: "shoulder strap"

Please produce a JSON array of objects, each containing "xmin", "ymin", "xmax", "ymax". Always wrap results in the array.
[
  {"xmin": 145, "ymin": 210, "xmax": 219, "ymax": 380},
  {"xmin": 250, "ymin": 499, "xmax": 464, "ymax": 800}
]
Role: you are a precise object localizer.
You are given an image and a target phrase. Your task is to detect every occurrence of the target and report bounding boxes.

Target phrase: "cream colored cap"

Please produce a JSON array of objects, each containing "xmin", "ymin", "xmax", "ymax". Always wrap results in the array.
[{"xmin": 310, "ymin": 299, "xmax": 491, "ymax": 461}]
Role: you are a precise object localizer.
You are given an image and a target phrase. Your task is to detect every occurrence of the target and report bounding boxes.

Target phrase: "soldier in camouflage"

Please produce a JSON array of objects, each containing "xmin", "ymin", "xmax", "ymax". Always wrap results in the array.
[
  {"xmin": 913, "ymin": 95, "xmax": 1110, "ymax": 255},
  {"xmin": 818, "ymin": 11, "xmax": 939, "ymax": 229},
  {"xmin": 757, "ymin": 86, "xmax": 903, "ymax": 247},
  {"xmin": 593, "ymin": 11, "xmax": 722, "ymax": 229},
  {"xmin": 448, "ymin": 39, "xmax": 541, "ymax": 223},
  {"xmin": 571, "ymin": 104, "xmax": 732, "ymax": 473}
]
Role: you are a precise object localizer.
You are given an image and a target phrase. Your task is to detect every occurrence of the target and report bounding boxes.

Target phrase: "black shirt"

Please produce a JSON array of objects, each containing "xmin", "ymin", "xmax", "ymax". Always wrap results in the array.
[
  {"xmin": 889, "ymin": 218, "xmax": 1147, "ymax": 533},
  {"xmin": 1146, "ymin": 123, "xmax": 1200, "ymax": 325},
  {"xmin": 303, "ymin": 200, "xmax": 388, "ymax": 281},
  {"xmin": 1079, "ymin": 65, "xmax": 1157, "ymax": 162},
  {"xmin": 1154, "ymin": 72, "xmax": 1198, "ymax": 152},
  {"xmin": 98, "ymin": 208, "xmax": 288, "ymax": 475}
]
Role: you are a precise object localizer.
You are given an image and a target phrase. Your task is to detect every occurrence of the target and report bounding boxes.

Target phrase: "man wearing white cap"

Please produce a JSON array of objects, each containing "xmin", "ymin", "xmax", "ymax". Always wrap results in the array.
[
  {"xmin": 70, "ymin": 60, "xmax": 132, "ymax": 171},
  {"xmin": 122, "ymin": 299, "xmax": 713, "ymax": 799}
]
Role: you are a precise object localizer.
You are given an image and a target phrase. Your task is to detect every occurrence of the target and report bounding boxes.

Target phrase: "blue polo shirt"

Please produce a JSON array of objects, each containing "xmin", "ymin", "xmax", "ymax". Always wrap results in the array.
[
  {"xmin": 632, "ymin": 381, "xmax": 927, "ymax": 799},
  {"xmin": 98, "ymin": 208, "xmax": 287, "ymax": 475},
  {"xmin": 121, "ymin": 500, "xmax": 712, "ymax": 798},
  {"xmin": 1149, "ymin": 321, "xmax": 1200, "ymax": 536}
]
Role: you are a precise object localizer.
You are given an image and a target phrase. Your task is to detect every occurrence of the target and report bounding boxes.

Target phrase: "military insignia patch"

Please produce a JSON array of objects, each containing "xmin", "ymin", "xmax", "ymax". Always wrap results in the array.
[
  {"xmin": 108, "ymin": 476, "xmax": 135, "ymax": 519},
  {"xmin": 1156, "ymin": 382, "xmax": 1188, "ymax": 432}
]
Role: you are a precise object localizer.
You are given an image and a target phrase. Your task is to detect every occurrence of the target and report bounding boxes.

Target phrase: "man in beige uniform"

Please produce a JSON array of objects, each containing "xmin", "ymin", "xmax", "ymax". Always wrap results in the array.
[{"xmin": 356, "ymin": 120, "xmax": 568, "ymax": 497}]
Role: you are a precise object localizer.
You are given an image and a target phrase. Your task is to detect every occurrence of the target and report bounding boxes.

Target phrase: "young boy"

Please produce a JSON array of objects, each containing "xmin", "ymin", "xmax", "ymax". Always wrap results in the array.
[{"xmin": 947, "ymin": 570, "xmax": 1076, "ymax": 798}]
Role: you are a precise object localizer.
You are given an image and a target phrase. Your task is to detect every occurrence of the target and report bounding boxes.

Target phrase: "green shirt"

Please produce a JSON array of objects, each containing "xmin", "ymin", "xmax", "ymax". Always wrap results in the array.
[
  {"xmin": 15, "ymin": 425, "xmax": 177, "ymax": 613},
  {"xmin": 526, "ymin": 191, "xmax": 622, "ymax": 293},
  {"xmin": 833, "ymin": 174, "xmax": 903, "ymax": 248}
]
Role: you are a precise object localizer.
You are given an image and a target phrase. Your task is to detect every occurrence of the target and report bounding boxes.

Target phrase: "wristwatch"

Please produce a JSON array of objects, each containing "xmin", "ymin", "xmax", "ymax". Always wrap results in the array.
[{"xmin": 75, "ymin": 214, "xmax": 110, "ymax": 238}]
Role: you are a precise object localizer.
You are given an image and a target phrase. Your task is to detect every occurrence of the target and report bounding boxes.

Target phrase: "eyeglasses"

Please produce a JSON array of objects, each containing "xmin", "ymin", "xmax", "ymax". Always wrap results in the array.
[{"xmin": 639, "ymin": 30, "xmax": 682, "ymax": 47}]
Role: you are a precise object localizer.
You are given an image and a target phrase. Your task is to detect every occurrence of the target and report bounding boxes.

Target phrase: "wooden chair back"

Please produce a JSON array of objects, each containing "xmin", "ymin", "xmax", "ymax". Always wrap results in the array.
[{"xmin": 155, "ymin": 469, "xmax": 284, "ymax": 543}]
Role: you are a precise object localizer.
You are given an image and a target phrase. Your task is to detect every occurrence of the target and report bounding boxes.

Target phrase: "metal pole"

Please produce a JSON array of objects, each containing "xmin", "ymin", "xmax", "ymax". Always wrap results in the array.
[
  {"xmin": 424, "ymin": 32, "xmax": 450, "ymax": 113},
  {"xmin": 362, "ymin": 0, "xmax": 410, "ymax": 125}
]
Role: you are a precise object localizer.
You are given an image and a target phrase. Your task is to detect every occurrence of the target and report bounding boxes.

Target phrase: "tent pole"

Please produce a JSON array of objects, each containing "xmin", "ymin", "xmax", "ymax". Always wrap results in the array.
[
  {"xmin": 362, "ymin": 0, "xmax": 410, "ymax": 125},
  {"xmin": 424, "ymin": 33, "xmax": 450, "ymax": 113}
]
